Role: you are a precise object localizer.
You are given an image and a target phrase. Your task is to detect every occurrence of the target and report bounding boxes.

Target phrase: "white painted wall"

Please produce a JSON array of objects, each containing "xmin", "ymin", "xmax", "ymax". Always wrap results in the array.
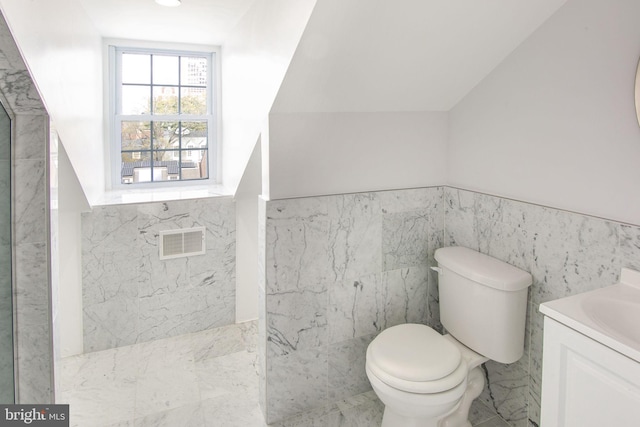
[
  {"xmin": 0, "ymin": 0, "xmax": 102, "ymax": 205},
  {"xmin": 448, "ymin": 0, "xmax": 640, "ymax": 226},
  {"xmin": 267, "ymin": 112, "xmax": 448, "ymax": 200},
  {"xmin": 221, "ymin": 0, "xmax": 316, "ymax": 194},
  {"xmin": 235, "ymin": 141, "xmax": 262, "ymax": 322},
  {"xmin": 264, "ymin": 0, "xmax": 568, "ymax": 200},
  {"xmin": 58, "ymin": 142, "xmax": 90, "ymax": 357}
]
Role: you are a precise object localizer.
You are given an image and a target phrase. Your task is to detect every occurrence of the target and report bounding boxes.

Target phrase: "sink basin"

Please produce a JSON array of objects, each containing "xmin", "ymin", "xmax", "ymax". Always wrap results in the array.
[
  {"xmin": 582, "ymin": 293, "xmax": 640, "ymax": 347},
  {"xmin": 540, "ymin": 268, "xmax": 640, "ymax": 363}
]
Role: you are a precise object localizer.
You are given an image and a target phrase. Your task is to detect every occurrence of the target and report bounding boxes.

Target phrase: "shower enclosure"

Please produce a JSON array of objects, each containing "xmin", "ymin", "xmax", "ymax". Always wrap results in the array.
[{"xmin": 0, "ymin": 101, "xmax": 13, "ymax": 403}]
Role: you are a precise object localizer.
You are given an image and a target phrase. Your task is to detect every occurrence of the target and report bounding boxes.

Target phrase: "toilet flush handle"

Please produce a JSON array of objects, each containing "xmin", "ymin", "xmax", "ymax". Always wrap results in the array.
[{"xmin": 430, "ymin": 266, "xmax": 442, "ymax": 274}]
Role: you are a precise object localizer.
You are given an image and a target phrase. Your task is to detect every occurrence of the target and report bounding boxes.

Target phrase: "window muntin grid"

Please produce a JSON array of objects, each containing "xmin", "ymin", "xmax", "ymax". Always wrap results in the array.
[{"xmin": 114, "ymin": 48, "xmax": 214, "ymax": 185}]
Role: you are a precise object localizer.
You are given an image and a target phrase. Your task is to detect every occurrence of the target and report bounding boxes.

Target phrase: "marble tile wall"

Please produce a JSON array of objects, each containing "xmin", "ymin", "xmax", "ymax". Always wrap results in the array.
[
  {"xmin": 260, "ymin": 187, "xmax": 443, "ymax": 423},
  {"xmin": 82, "ymin": 197, "xmax": 236, "ymax": 352},
  {"xmin": 13, "ymin": 114, "xmax": 53, "ymax": 404},
  {"xmin": 443, "ymin": 187, "xmax": 640, "ymax": 427},
  {"xmin": 260, "ymin": 185, "xmax": 640, "ymax": 426}
]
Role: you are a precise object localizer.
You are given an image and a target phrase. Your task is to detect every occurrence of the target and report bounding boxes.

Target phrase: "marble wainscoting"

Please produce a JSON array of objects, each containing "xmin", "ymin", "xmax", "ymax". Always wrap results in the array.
[
  {"xmin": 443, "ymin": 187, "xmax": 640, "ymax": 427},
  {"xmin": 259, "ymin": 187, "xmax": 444, "ymax": 424},
  {"xmin": 82, "ymin": 196, "xmax": 236, "ymax": 353}
]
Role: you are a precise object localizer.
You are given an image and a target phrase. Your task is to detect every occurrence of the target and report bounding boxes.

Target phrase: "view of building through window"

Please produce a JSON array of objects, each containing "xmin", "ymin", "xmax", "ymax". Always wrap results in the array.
[{"xmin": 116, "ymin": 50, "xmax": 212, "ymax": 185}]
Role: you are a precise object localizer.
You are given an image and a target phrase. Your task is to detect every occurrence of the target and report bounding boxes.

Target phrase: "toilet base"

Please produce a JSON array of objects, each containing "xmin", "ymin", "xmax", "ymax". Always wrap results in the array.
[
  {"xmin": 381, "ymin": 408, "xmax": 442, "ymax": 427},
  {"xmin": 367, "ymin": 364, "xmax": 467, "ymax": 427},
  {"xmin": 439, "ymin": 366, "xmax": 486, "ymax": 427},
  {"xmin": 375, "ymin": 365, "xmax": 486, "ymax": 427}
]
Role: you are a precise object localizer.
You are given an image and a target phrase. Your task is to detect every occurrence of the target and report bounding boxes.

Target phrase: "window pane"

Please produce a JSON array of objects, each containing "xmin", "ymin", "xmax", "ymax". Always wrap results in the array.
[
  {"xmin": 180, "ymin": 121, "xmax": 208, "ymax": 149},
  {"xmin": 181, "ymin": 148, "xmax": 207, "ymax": 164},
  {"xmin": 153, "ymin": 55, "xmax": 179, "ymax": 85},
  {"xmin": 121, "ymin": 151, "xmax": 151, "ymax": 184},
  {"xmin": 121, "ymin": 121, "xmax": 151, "ymax": 151},
  {"xmin": 121, "ymin": 150, "xmax": 150, "ymax": 163},
  {"xmin": 181, "ymin": 56, "xmax": 208, "ymax": 86},
  {"xmin": 133, "ymin": 167, "xmax": 163, "ymax": 183},
  {"xmin": 122, "ymin": 54, "xmax": 150, "ymax": 84},
  {"xmin": 152, "ymin": 87, "xmax": 178, "ymax": 114},
  {"xmin": 121, "ymin": 85, "xmax": 150, "ymax": 115},
  {"xmin": 151, "ymin": 121, "xmax": 180, "ymax": 151},
  {"xmin": 152, "ymin": 165, "xmax": 171, "ymax": 181},
  {"xmin": 157, "ymin": 150, "xmax": 179, "ymax": 162},
  {"xmin": 181, "ymin": 87, "xmax": 207, "ymax": 115},
  {"xmin": 196, "ymin": 150, "xmax": 208, "ymax": 179},
  {"xmin": 181, "ymin": 120, "xmax": 208, "ymax": 180},
  {"xmin": 180, "ymin": 150, "xmax": 205, "ymax": 180}
]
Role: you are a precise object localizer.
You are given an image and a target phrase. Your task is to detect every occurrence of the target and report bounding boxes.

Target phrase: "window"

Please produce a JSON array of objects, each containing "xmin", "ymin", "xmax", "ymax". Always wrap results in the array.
[{"xmin": 111, "ymin": 46, "xmax": 216, "ymax": 186}]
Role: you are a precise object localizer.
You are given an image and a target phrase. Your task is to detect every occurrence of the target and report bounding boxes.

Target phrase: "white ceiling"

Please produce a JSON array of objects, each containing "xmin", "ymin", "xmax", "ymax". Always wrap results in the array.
[
  {"xmin": 76, "ymin": 0, "xmax": 568, "ymax": 112},
  {"xmin": 77, "ymin": 0, "xmax": 257, "ymax": 45},
  {"xmin": 273, "ymin": 0, "xmax": 569, "ymax": 112}
]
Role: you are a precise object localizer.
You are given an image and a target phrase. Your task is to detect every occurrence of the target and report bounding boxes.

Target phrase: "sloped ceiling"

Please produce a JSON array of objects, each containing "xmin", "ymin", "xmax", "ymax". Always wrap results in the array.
[
  {"xmin": 272, "ymin": 0, "xmax": 568, "ymax": 112},
  {"xmin": 78, "ymin": 0, "xmax": 567, "ymax": 112}
]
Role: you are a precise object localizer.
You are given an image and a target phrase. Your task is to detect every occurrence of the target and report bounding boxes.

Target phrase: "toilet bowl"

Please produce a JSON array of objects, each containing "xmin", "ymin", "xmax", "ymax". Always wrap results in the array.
[
  {"xmin": 366, "ymin": 323, "xmax": 488, "ymax": 427},
  {"xmin": 365, "ymin": 246, "xmax": 532, "ymax": 427}
]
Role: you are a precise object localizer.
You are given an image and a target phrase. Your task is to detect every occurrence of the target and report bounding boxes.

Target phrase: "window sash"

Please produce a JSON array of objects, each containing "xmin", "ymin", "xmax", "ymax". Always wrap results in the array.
[
  {"xmin": 111, "ymin": 46, "xmax": 216, "ymax": 188},
  {"xmin": 116, "ymin": 117, "xmax": 212, "ymax": 184}
]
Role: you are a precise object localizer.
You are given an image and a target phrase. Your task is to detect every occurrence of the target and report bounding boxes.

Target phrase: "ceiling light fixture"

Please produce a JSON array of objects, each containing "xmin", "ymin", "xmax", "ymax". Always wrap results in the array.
[{"xmin": 155, "ymin": 0, "xmax": 181, "ymax": 7}]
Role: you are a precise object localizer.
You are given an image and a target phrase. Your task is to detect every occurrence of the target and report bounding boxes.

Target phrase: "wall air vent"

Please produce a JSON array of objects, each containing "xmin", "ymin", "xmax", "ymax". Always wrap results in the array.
[{"xmin": 159, "ymin": 227, "xmax": 206, "ymax": 260}]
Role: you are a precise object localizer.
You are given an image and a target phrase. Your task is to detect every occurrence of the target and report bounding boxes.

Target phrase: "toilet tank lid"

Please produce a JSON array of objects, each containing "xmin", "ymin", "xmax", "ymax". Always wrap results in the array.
[{"xmin": 435, "ymin": 246, "xmax": 532, "ymax": 291}]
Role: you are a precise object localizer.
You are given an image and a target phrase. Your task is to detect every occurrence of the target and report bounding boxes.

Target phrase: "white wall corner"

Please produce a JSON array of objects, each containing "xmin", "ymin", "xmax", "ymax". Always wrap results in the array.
[
  {"xmin": 220, "ymin": 0, "xmax": 317, "ymax": 195},
  {"xmin": 235, "ymin": 140, "xmax": 263, "ymax": 322}
]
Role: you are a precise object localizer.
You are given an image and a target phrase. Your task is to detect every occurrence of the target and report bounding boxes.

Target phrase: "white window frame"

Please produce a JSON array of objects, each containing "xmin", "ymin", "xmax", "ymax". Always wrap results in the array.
[{"xmin": 107, "ymin": 41, "xmax": 220, "ymax": 190}]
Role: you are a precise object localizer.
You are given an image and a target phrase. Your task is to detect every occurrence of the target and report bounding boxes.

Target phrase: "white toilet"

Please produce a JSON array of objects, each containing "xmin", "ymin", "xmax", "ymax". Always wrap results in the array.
[{"xmin": 365, "ymin": 246, "xmax": 532, "ymax": 427}]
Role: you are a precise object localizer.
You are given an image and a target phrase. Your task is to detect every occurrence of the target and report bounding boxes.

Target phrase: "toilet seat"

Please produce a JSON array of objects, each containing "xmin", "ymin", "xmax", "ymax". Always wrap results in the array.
[{"xmin": 367, "ymin": 324, "xmax": 468, "ymax": 394}]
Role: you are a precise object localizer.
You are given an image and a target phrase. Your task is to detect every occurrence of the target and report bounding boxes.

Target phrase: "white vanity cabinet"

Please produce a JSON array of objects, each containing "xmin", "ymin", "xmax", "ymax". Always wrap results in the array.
[{"xmin": 540, "ymin": 317, "xmax": 640, "ymax": 427}]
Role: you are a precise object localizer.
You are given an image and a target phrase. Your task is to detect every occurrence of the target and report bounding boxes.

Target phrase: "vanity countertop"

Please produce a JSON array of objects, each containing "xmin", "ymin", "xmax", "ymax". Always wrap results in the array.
[{"xmin": 540, "ymin": 268, "xmax": 640, "ymax": 363}]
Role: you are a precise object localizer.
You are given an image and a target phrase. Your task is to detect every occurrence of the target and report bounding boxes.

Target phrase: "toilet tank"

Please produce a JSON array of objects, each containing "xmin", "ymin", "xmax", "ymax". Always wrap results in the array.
[{"xmin": 434, "ymin": 246, "xmax": 532, "ymax": 364}]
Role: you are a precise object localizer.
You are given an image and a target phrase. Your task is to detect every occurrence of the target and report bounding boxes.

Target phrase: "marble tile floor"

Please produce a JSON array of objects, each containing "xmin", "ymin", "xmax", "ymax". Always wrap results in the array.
[{"xmin": 56, "ymin": 320, "xmax": 510, "ymax": 427}]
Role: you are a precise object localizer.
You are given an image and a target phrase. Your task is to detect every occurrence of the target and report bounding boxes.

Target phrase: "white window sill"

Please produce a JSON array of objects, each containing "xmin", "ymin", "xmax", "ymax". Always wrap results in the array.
[{"xmin": 93, "ymin": 183, "xmax": 233, "ymax": 206}]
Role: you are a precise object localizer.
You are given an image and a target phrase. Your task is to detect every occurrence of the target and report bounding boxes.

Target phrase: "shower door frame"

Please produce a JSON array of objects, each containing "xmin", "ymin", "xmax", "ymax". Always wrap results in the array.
[{"xmin": 0, "ymin": 91, "xmax": 18, "ymax": 403}]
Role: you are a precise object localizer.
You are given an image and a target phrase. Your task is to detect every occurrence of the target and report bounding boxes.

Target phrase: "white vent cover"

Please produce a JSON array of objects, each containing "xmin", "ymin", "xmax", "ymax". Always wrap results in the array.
[{"xmin": 159, "ymin": 227, "xmax": 206, "ymax": 260}]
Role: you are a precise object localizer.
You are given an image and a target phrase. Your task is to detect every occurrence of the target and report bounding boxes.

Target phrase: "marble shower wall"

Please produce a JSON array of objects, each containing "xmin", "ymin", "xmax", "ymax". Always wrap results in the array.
[
  {"xmin": 443, "ymin": 187, "xmax": 640, "ymax": 427},
  {"xmin": 0, "ymin": 10, "xmax": 53, "ymax": 403},
  {"xmin": 260, "ymin": 187, "xmax": 443, "ymax": 423},
  {"xmin": 82, "ymin": 197, "xmax": 236, "ymax": 353},
  {"xmin": 13, "ymin": 114, "xmax": 51, "ymax": 404}
]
